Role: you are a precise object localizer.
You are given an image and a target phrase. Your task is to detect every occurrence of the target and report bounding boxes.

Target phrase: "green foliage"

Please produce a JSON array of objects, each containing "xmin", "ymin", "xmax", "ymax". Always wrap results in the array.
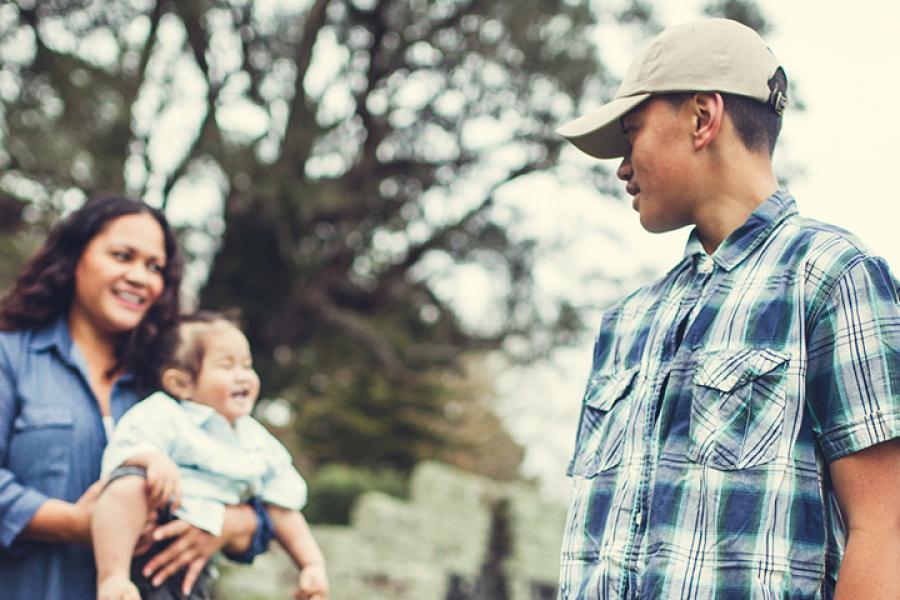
[
  {"xmin": 0, "ymin": 0, "xmax": 612, "ymax": 472},
  {"xmin": 0, "ymin": 0, "xmax": 777, "ymax": 475},
  {"xmin": 303, "ymin": 464, "xmax": 409, "ymax": 525},
  {"xmin": 703, "ymin": 0, "xmax": 771, "ymax": 34}
]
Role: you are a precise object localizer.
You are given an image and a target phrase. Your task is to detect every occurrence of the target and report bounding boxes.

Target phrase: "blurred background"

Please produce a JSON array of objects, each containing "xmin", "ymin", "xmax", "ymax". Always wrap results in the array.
[{"xmin": 2, "ymin": 0, "xmax": 897, "ymax": 598}]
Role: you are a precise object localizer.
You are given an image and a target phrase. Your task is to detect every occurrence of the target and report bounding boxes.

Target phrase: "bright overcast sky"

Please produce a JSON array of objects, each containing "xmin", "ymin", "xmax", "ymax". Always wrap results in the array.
[{"xmin": 508, "ymin": 0, "xmax": 900, "ymax": 498}]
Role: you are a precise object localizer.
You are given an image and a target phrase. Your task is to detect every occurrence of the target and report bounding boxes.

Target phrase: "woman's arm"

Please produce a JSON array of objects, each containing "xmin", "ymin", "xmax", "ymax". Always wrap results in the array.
[
  {"xmin": 0, "ymin": 344, "xmax": 94, "ymax": 549},
  {"xmin": 19, "ymin": 481, "xmax": 102, "ymax": 546}
]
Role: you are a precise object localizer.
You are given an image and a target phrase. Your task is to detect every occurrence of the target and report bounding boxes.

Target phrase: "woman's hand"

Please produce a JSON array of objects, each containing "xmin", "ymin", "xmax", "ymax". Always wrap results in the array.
[
  {"xmin": 69, "ymin": 480, "xmax": 104, "ymax": 546},
  {"xmin": 139, "ymin": 503, "xmax": 259, "ymax": 595},
  {"xmin": 132, "ymin": 507, "xmax": 159, "ymax": 556},
  {"xmin": 21, "ymin": 479, "xmax": 104, "ymax": 546},
  {"xmin": 140, "ymin": 520, "xmax": 223, "ymax": 595}
]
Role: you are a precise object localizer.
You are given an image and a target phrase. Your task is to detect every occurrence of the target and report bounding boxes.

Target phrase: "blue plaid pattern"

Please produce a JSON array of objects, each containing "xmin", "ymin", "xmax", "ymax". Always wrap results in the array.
[{"xmin": 559, "ymin": 190, "xmax": 900, "ymax": 599}]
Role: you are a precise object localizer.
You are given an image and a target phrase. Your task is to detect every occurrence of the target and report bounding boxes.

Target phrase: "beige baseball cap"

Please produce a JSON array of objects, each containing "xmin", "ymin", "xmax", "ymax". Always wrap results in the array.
[{"xmin": 557, "ymin": 18, "xmax": 787, "ymax": 159}]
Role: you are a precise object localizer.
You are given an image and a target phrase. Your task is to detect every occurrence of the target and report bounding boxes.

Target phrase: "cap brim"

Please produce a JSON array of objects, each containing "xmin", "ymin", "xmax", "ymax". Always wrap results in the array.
[{"xmin": 556, "ymin": 94, "xmax": 650, "ymax": 159}]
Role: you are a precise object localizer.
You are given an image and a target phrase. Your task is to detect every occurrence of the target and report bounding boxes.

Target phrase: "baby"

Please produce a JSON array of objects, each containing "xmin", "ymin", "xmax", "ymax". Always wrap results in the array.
[{"xmin": 92, "ymin": 312, "xmax": 328, "ymax": 600}]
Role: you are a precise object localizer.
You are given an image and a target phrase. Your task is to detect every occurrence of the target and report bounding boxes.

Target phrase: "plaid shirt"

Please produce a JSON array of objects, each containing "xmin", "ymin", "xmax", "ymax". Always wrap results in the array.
[{"xmin": 559, "ymin": 191, "xmax": 900, "ymax": 599}]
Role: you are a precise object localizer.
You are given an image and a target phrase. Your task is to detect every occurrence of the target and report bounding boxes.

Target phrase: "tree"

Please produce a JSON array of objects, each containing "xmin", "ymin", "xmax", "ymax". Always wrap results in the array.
[
  {"xmin": 0, "ymin": 0, "xmax": 611, "ymax": 471},
  {"xmin": 0, "ymin": 0, "xmax": 778, "ymax": 473}
]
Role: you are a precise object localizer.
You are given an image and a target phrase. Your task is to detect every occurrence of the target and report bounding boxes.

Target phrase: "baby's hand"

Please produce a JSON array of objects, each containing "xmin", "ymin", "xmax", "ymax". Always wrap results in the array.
[
  {"xmin": 144, "ymin": 453, "xmax": 181, "ymax": 510},
  {"xmin": 97, "ymin": 574, "xmax": 140, "ymax": 600},
  {"xmin": 294, "ymin": 563, "xmax": 329, "ymax": 600}
]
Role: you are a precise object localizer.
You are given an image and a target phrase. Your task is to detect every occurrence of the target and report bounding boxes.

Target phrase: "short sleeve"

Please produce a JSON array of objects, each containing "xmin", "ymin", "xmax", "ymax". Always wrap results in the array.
[
  {"xmin": 805, "ymin": 256, "xmax": 900, "ymax": 462},
  {"xmin": 255, "ymin": 428, "xmax": 307, "ymax": 510},
  {"xmin": 101, "ymin": 393, "xmax": 179, "ymax": 477}
]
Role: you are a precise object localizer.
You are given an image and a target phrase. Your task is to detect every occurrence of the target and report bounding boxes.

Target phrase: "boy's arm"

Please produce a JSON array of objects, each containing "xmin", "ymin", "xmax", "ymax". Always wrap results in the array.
[
  {"xmin": 801, "ymin": 258, "xmax": 900, "ymax": 597},
  {"xmin": 830, "ymin": 438, "xmax": 900, "ymax": 599},
  {"xmin": 269, "ymin": 506, "xmax": 329, "ymax": 599}
]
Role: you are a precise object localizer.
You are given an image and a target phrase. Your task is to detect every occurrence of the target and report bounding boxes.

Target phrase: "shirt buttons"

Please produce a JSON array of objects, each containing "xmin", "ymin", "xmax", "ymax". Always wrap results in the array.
[{"xmin": 697, "ymin": 256, "xmax": 714, "ymax": 274}]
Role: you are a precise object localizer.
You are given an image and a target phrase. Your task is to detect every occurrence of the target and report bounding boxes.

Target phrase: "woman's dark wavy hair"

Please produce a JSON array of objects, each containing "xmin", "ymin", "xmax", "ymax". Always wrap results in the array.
[{"xmin": 0, "ymin": 194, "xmax": 184, "ymax": 391}]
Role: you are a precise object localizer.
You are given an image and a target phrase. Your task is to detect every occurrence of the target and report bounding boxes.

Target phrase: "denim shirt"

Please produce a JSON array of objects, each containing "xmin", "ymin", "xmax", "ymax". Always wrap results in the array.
[
  {"xmin": 0, "ymin": 316, "xmax": 139, "ymax": 600},
  {"xmin": 560, "ymin": 191, "xmax": 900, "ymax": 599}
]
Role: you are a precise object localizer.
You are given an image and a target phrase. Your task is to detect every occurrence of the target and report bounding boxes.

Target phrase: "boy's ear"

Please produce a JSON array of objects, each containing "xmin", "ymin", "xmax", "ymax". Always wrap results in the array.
[
  {"xmin": 690, "ymin": 91, "xmax": 724, "ymax": 151},
  {"xmin": 161, "ymin": 368, "xmax": 194, "ymax": 400}
]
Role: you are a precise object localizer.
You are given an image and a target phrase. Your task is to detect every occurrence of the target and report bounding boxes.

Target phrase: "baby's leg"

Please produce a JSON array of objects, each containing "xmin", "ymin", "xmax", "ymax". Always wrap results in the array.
[{"xmin": 92, "ymin": 471, "xmax": 150, "ymax": 599}]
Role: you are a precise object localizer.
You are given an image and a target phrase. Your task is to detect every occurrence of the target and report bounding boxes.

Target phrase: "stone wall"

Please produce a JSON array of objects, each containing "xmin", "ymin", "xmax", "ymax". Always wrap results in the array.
[{"xmin": 215, "ymin": 461, "xmax": 566, "ymax": 599}]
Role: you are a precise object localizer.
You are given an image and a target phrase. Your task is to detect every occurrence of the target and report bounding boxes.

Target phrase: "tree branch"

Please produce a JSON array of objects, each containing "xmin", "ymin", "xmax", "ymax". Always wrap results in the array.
[
  {"xmin": 310, "ymin": 291, "xmax": 409, "ymax": 377},
  {"xmin": 279, "ymin": 0, "xmax": 332, "ymax": 173},
  {"xmin": 160, "ymin": 2, "xmax": 223, "ymax": 208},
  {"xmin": 375, "ymin": 159, "xmax": 549, "ymax": 286}
]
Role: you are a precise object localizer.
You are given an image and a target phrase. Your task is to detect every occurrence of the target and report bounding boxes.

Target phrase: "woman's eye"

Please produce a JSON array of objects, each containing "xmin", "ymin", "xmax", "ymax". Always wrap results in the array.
[
  {"xmin": 111, "ymin": 250, "xmax": 131, "ymax": 261},
  {"xmin": 148, "ymin": 263, "xmax": 165, "ymax": 275}
]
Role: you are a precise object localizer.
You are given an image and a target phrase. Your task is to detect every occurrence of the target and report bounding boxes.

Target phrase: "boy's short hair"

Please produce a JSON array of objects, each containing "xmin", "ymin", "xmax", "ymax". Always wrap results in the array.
[
  {"xmin": 156, "ymin": 310, "xmax": 243, "ymax": 384},
  {"xmin": 661, "ymin": 77, "xmax": 784, "ymax": 156}
]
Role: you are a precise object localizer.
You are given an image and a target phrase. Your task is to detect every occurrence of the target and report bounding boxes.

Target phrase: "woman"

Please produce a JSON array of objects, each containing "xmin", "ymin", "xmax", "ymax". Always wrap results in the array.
[{"xmin": 0, "ymin": 195, "xmax": 264, "ymax": 599}]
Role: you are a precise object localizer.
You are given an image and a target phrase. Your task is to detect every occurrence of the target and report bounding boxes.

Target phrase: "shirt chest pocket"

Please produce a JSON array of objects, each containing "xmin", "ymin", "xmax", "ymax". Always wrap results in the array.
[
  {"xmin": 9, "ymin": 404, "xmax": 74, "ymax": 495},
  {"xmin": 688, "ymin": 348, "xmax": 790, "ymax": 470},
  {"xmin": 567, "ymin": 366, "xmax": 639, "ymax": 477}
]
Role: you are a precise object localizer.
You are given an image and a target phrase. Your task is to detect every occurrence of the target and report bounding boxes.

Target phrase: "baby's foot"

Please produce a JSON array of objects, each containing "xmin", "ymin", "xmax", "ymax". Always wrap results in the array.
[{"xmin": 97, "ymin": 574, "xmax": 140, "ymax": 600}]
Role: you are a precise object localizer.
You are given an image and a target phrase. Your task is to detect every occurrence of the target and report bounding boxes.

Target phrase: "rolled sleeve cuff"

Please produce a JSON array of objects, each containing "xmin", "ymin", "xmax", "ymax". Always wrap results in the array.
[
  {"xmin": 223, "ymin": 497, "xmax": 273, "ymax": 565},
  {"xmin": 1, "ymin": 487, "xmax": 48, "ymax": 550},
  {"xmin": 818, "ymin": 408, "xmax": 900, "ymax": 463}
]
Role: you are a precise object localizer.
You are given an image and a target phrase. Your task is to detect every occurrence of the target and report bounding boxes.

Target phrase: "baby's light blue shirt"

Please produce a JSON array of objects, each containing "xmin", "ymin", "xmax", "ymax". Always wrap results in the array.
[{"xmin": 102, "ymin": 391, "xmax": 307, "ymax": 535}]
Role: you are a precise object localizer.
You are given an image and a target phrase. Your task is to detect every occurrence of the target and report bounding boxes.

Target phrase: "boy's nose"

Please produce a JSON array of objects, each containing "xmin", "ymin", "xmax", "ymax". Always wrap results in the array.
[{"xmin": 617, "ymin": 156, "xmax": 633, "ymax": 181}]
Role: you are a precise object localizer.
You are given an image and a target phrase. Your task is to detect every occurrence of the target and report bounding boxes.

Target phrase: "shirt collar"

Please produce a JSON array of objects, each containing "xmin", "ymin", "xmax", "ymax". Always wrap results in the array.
[
  {"xmin": 179, "ymin": 398, "xmax": 250, "ymax": 434},
  {"xmin": 30, "ymin": 315, "xmax": 79, "ymax": 367},
  {"xmin": 180, "ymin": 399, "xmax": 219, "ymax": 426},
  {"xmin": 682, "ymin": 189, "xmax": 797, "ymax": 272},
  {"xmin": 29, "ymin": 316, "xmax": 134, "ymax": 384}
]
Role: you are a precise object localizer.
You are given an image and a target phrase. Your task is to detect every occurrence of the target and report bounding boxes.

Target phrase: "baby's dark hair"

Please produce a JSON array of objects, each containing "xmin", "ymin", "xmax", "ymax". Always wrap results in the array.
[{"xmin": 155, "ymin": 309, "xmax": 243, "ymax": 385}]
